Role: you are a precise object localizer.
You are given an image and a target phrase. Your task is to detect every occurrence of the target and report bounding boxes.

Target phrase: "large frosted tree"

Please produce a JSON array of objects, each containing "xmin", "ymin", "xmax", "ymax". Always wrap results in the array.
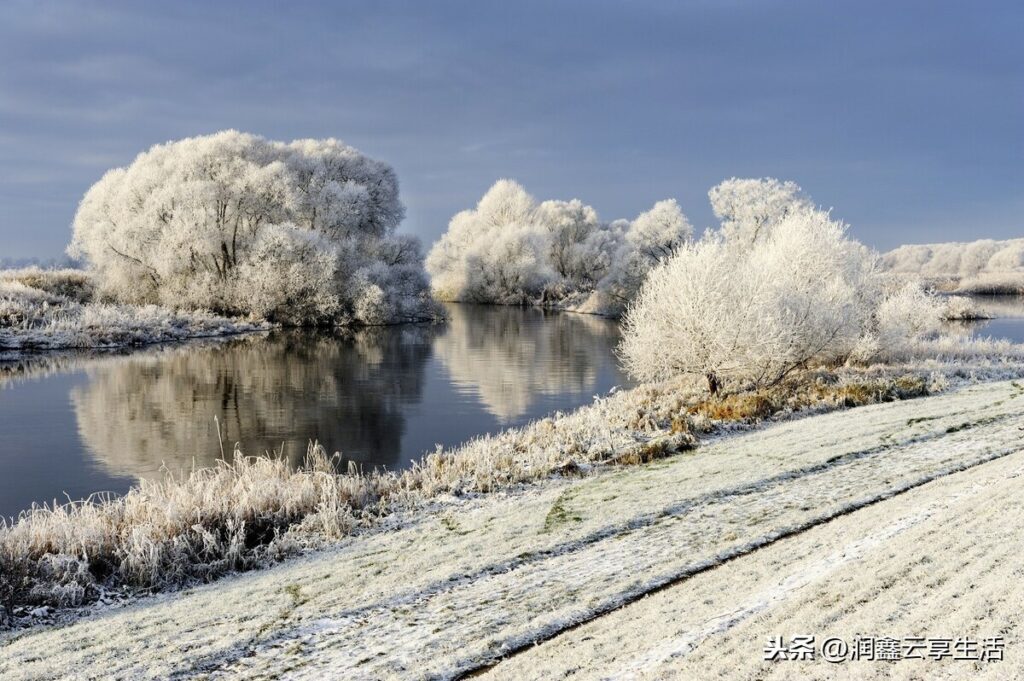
[{"xmin": 70, "ymin": 131, "xmax": 434, "ymax": 325}]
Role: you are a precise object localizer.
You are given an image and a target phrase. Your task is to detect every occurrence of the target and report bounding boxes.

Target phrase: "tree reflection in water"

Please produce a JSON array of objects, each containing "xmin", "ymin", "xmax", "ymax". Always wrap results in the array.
[
  {"xmin": 434, "ymin": 303, "xmax": 621, "ymax": 422},
  {"xmin": 21, "ymin": 304, "xmax": 626, "ymax": 492},
  {"xmin": 71, "ymin": 327, "xmax": 435, "ymax": 479}
]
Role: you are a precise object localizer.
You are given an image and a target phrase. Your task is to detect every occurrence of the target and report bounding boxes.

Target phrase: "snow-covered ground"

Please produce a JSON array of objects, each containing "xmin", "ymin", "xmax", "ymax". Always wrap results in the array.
[
  {"xmin": 487, "ymin": 437, "xmax": 1024, "ymax": 680},
  {"xmin": 2, "ymin": 379, "xmax": 1022, "ymax": 679}
]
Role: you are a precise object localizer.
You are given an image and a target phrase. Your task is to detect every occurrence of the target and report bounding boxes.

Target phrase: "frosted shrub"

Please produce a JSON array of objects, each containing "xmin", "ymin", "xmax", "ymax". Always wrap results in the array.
[
  {"xmin": 620, "ymin": 177, "xmax": 1002, "ymax": 391},
  {"xmin": 873, "ymin": 282, "xmax": 944, "ymax": 352},
  {"xmin": 955, "ymin": 272, "xmax": 1024, "ymax": 295},
  {"xmin": 353, "ymin": 284, "xmax": 389, "ymax": 326},
  {"xmin": 621, "ymin": 205, "xmax": 880, "ymax": 392},
  {"xmin": 69, "ymin": 131, "xmax": 434, "ymax": 325},
  {"xmin": 619, "ymin": 237, "xmax": 744, "ymax": 390},
  {"xmin": 942, "ymin": 295, "xmax": 989, "ymax": 321},
  {"xmin": 0, "ymin": 273, "xmax": 266, "ymax": 353},
  {"xmin": 624, "ymin": 199, "xmax": 693, "ymax": 261},
  {"xmin": 426, "ymin": 180, "xmax": 691, "ymax": 313}
]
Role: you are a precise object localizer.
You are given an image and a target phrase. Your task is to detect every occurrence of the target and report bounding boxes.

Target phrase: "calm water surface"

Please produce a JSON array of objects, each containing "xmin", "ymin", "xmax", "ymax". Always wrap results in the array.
[
  {"xmin": 951, "ymin": 295, "xmax": 1024, "ymax": 343},
  {"xmin": 0, "ymin": 304, "xmax": 630, "ymax": 518}
]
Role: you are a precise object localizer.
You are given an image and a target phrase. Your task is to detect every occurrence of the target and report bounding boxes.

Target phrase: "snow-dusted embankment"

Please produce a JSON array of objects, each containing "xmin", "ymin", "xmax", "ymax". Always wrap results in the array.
[{"xmin": 2, "ymin": 380, "xmax": 1023, "ymax": 679}]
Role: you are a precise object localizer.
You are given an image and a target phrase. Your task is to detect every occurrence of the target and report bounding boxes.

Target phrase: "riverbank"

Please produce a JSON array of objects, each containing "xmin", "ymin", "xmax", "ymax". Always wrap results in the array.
[
  {"xmin": 0, "ymin": 267, "xmax": 446, "ymax": 360},
  {"xmin": 901, "ymin": 273, "xmax": 1024, "ymax": 296},
  {"xmin": 0, "ymin": 268, "xmax": 270, "ymax": 357},
  {"xmin": 2, "ymin": 378, "xmax": 1022, "ymax": 678},
  {"xmin": 485, "ymin": 386, "xmax": 1024, "ymax": 680}
]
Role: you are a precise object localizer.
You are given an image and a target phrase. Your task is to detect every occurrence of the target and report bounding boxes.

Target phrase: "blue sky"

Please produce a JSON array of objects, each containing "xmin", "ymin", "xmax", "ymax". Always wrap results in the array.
[{"xmin": 0, "ymin": 0, "xmax": 1020, "ymax": 259}]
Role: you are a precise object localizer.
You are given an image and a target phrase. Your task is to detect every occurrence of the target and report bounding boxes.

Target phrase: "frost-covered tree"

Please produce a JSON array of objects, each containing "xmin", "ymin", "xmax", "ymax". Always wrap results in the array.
[
  {"xmin": 708, "ymin": 177, "xmax": 812, "ymax": 247},
  {"xmin": 69, "ymin": 131, "xmax": 434, "ymax": 325},
  {"xmin": 590, "ymin": 200, "xmax": 693, "ymax": 315},
  {"xmin": 620, "ymin": 200, "xmax": 880, "ymax": 393},
  {"xmin": 536, "ymin": 199, "xmax": 606, "ymax": 285},
  {"xmin": 464, "ymin": 225, "xmax": 554, "ymax": 305},
  {"xmin": 426, "ymin": 180, "xmax": 692, "ymax": 313},
  {"xmin": 625, "ymin": 199, "xmax": 693, "ymax": 261},
  {"xmin": 425, "ymin": 180, "xmax": 548, "ymax": 304}
]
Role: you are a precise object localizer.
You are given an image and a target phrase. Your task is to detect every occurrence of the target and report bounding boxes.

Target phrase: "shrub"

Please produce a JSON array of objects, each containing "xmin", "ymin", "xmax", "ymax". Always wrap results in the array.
[
  {"xmin": 0, "ymin": 274, "xmax": 265, "ymax": 353},
  {"xmin": 955, "ymin": 272, "xmax": 1024, "ymax": 295},
  {"xmin": 0, "ymin": 268, "xmax": 94, "ymax": 304},
  {"xmin": 620, "ymin": 205, "xmax": 879, "ymax": 392},
  {"xmin": 942, "ymin": 295, "xmax": 991, "ymax": 321},
  {"xmin": 870, "ymin": 282, "xmax": 945, "ymax": 355}
]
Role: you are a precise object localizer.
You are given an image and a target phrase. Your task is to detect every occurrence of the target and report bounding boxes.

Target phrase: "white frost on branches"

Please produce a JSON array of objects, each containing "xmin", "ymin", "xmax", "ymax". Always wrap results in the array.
[
  {"xmin": 708, "ymin": 177, "xmax": 812, "ymax": 247},
  {"xmin": 425, "ymin": 180, "xmax": 692, "ymax": 314},
  {"xmin": 69, "ymin": 131, "xmax": 434, "ymax": 325},
  {"xmin": 872, "ymin": 282, "xmax": 945, "ymax": 353},
  {"xmin": 621, "ymin": 179, "xmax": 950, "ymax": 392}
]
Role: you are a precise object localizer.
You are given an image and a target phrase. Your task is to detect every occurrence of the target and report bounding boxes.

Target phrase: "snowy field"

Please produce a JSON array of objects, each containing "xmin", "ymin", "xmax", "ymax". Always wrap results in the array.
[{"xmin": 2, "ymin": 378, "xmax": 1022, "ymax": 679}]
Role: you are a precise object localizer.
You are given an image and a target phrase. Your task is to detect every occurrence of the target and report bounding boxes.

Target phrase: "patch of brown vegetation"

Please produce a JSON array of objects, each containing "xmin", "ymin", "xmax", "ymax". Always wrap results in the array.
[{"xmin": 684, "ymin": 374, "xmax": 930, "ymax": 424}]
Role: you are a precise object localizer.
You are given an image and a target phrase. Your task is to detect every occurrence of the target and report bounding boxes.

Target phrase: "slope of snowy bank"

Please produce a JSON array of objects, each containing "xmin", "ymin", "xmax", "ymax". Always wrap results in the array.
[
  {"xmin": 488, "ymin": 422, "xmax": 1024, "ymax": 680},
  {"xmin": 2, "ymin": 379, "xmax": 1022, "ymax": 679}
]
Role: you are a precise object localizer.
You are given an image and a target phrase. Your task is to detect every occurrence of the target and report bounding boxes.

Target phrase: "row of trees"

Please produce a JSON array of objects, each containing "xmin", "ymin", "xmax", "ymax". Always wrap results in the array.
[
  {"xmin": 70, "ymin": 131, "xmax": 434, "ymax": 325},
  {"xmin": 424, "ymin": 177, "xmax": 833, "ymax": 317},
  {"xmin": 883, "ymin": 239, "xmax": 1024, "ymax": 278},
  {"xmin": 425, "ymin": 180, "xmax": 693, "ymax": 315},
  {"xmin": 66, "ymin": 132, "xmax": 944, "ymax": 393}
]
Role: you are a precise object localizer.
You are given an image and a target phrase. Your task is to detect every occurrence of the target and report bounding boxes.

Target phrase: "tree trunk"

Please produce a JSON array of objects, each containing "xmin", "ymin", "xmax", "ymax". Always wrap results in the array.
[{"xmin": 221, "ymin": 242, "xmax": 232, "ymax": 275}]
